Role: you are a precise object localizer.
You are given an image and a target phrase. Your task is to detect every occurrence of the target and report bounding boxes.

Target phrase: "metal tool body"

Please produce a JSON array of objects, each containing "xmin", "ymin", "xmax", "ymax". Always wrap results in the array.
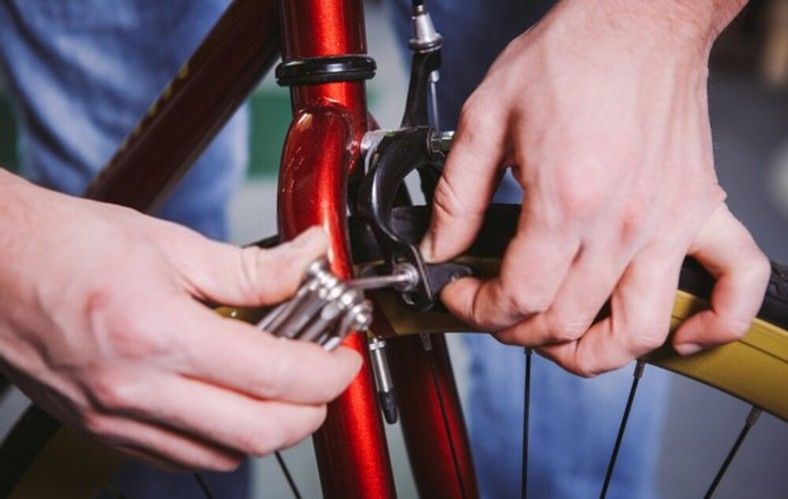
[{"xmin": 256, "ymin": 260, "xmax": 374, "ymax": 350}]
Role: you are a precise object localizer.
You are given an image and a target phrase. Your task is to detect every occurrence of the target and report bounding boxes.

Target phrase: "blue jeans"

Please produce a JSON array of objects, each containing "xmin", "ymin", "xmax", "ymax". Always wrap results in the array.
[
  {"xmin": 392, "ymin": 2, "xmax": 670, "ymax": 498},
  {"xmin": 0, "ymin": 1, "xmax": 249, "ymax": 497},
  {"xmin": 0, "ymin": 0, "xmax": 247, "ymax": 241}
]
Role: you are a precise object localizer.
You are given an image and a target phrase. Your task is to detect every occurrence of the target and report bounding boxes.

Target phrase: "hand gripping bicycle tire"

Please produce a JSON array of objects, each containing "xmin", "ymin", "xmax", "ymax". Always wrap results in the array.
[
  {"xmin": 348, "ymin": 204, "xmax": 788, "ymax": 422},
  {"xmin": 1, "ymin": 204, "xmax": 787, "ymax": 498}
]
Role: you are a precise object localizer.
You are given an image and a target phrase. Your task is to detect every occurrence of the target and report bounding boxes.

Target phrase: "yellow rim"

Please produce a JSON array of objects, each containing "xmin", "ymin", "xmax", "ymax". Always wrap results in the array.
[
  {"xmin": 9, "ymin": 257, "xmax": 788, "ymax": 497},
  {"xmin": 360, "ymin": 257, "xmax": 788, "ymax": 422}
]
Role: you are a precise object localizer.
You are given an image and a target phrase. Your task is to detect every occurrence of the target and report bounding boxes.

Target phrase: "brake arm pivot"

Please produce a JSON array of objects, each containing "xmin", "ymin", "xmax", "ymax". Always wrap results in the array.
[{"xmin": 357, "ymin": 127, "xmax": 471, "ymax": 311}]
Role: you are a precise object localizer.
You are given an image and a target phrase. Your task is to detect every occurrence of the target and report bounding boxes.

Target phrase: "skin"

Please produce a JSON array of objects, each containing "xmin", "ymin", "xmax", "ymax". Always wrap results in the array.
[
  {"xmin": 0, "ymin": 170, "xmax": 361, "ymax": 470},
  {"xmin": 422, "ymin": 0, "xmax": 771, "ymax": 376}
]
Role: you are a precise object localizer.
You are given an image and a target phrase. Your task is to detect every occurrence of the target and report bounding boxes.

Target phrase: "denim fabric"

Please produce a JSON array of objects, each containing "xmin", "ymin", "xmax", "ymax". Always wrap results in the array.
[
  {"xmin": 0, "ymin": 1, "xmax": 250, "ymax": 497},
  {"xmin": 392, "ymin": 2, "xmax": 670, "ymax": 498},
  {"xmin": 0, "ymin": 0, "xmax": 248, "ymax": 241}
]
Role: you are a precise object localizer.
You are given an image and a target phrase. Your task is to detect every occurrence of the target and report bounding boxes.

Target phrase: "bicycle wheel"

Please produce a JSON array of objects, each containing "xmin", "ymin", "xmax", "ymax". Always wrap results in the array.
[{"xmin": 2, "ymin": 204, "xmax": 787, "ymax": 498}]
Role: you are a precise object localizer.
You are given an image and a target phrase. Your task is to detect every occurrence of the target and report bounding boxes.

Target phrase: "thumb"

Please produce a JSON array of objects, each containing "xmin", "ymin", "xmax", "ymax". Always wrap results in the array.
[
  {"xmin": 172, "ymin": 226, "xmax": 329, "ymax": 306},
  {"xmin": 672, "ymin": 207, "xmax": 770, "ymax": 355},
  {"xmin": 420, "ymin": 95, "xmax": 508, "ymax": 262}
]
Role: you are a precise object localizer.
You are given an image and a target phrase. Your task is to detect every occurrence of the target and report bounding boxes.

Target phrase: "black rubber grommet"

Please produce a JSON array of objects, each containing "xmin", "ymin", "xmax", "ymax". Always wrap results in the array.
[{"xmin": 276, "ymin": 55, "xmax": 377, "ymax": 86}]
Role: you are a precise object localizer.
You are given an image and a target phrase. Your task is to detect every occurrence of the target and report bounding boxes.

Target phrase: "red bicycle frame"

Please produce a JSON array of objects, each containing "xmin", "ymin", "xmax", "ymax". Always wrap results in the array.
[{"xmin": 86, "ymin": 1, "xmax": 477, "ymax": 497}]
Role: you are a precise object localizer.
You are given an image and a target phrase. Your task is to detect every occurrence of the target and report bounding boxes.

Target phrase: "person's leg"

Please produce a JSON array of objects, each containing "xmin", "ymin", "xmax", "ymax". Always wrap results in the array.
[
  {"xmin": 0, "ymin": 0, "xmax": 246, "ymax": 240},
  {"xmin": 391, "ymin": 2, "xmax": 669, "ymax": 497},
  {"xmin": 0, "ymin": 1, "xmax": 250, "ymax": 496}
]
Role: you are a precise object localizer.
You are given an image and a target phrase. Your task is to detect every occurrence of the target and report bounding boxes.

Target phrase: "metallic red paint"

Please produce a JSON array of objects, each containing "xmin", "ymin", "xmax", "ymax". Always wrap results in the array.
[
  {"xmin": 278, "ymin": 106, "xmax": 396, "ymax": 498},
  {"xmin": 279, "ymin": 1, "xmax": 479, "ymax": 496},
  {"xmin": 277, "ymin": 1, "xmax": 396, "ymax": 497},
  {"xmin": 384, "ymin": 326, "xmax": 479, "ymax": 498}
]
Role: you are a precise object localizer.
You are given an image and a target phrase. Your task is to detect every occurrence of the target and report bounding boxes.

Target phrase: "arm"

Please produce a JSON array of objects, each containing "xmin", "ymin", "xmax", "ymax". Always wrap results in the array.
[
  {"xmin": 0, "ymin": 169, "xmax": 360, "ymax": 469},
  {"xmin": 422, "ymin": 0, "xmax": 769, "ymax": 375}
]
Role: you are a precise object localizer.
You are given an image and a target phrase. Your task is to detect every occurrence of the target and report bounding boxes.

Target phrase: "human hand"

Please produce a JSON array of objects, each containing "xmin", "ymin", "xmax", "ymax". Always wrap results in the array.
[
  {"xmin": 0, "ymin": 172, "xmax": 361, "ymax": 470},
  {"xmin": 421, "ymin": 0, "xmax": 769, "ymax": 375}
]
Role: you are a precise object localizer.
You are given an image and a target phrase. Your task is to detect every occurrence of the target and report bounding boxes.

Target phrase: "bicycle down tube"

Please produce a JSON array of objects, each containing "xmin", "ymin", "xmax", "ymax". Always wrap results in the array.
[{"xmin": 276, "ymin": 1, "xmax": 474, "ymax": 497}]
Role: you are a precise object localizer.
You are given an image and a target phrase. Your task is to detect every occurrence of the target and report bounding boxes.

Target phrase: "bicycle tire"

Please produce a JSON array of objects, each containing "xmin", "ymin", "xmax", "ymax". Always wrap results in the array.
[{"xmin": 2, "ymin": 204, "xmax": 787, "ymax": 498}]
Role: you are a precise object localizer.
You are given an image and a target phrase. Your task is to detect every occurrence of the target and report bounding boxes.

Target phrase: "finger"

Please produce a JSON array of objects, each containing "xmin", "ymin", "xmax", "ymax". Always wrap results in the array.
[
  {"xmin": 81, "ymin": 411, "xmax": 243, "ymax": 471},
  {"xmin": 440, "ymin": 219, "xmax": 579, "ymax": 330},
  {"xmin": 496, "ymin": 242, "xmax": 630, "ymax": 346},
  {"xmin": 171, "ymin": 301, "xmax": 362, "ymax": 404},
  {"xmin": 89, "ymin": 369, "xmax": 328, "ymax": 457},
  {"xmin": 536, "ymin": 245, "xmax": 680, "ymax": 376},
  {"xmin": 169, "ymin": 226, "xmax": 328, "ymax": 306},
  {"xmin": 420, "ymin": 91, "xmax": 510, "ymax": 262},
  {"xmin": 673, "ymin": 206, "xmax": 770, "ymax": 355}
]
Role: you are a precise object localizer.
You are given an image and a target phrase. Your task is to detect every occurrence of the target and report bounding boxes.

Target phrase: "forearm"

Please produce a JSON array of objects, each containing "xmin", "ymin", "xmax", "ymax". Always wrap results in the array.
[
  {"xmin": 678, "ymin": 0, "xmax": 749, "ymax": 36},
  {"xmin": 628, "ymin": 0, "xmax": 747, "ymax": 41},
  {"xmin": 554, "ymin": 0, "xmax": 747, "ymax": 55}
]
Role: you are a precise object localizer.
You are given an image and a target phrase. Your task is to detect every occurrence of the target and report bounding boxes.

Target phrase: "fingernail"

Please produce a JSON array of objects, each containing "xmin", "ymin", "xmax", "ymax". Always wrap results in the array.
[
  {"xmin": 290, "ymin": 226, "xmax": 327, "ymax": 250},
  {"xmin": 419, "ymin": 234, "xmax": 436, "ymax": 262},
  {"xmin": 674, "ymin": 343, "xmax": 703, "ymax": 356},
  {"xmin": 337, "ymin": 347, "xmax": 363, "ymax": 375}
]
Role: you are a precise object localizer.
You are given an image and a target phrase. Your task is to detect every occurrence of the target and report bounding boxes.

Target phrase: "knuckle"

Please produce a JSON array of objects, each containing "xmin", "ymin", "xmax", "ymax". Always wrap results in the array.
[
  {"xmin": 84, "ymin": 284, "xmax": 115, "ymax": 318},
  {"xmin": 635, "ymin": 330, "xmax": 666, "ymax": 351},
  {"xmin": 109, "ymin": 324, "xmax": 165, "ymax": 360},
  {"xmin": 630, "ymin": 322, "xmax": 668, "ymax": 352},
  {"xmin": 432, "ymin": 176, "xmax": 472, "ymax": 220},
  {"xmin": 547, "ymin": 319, "xmax": 587, "ymax": 343},
  {"xmin": 238, "ymin": 247, "xmax": 266, "ymax": 301},
  {"xmin": 718, "ymin": 318, "xmax": 751, "ymax": 343},
  {"xmin": 567, "ymin": 356, "xmax": 601, "ymax": 379},
  {"xmin": 618, "ymin": 205, "xmax": 649, "ymax": 244},
  {"xmin": 80, "ymin": 411, "xmax": 112, "ymax": 438},
  {"xmin": 457, "ymin": 94, "xmax": 501, "ymax": 144},
  {"xmin": 505, "ymin": 290, "xmax": 550, "ymax": 317},
  {"xmin": 86, "ymin": 288, "xmax": 169, "ymax": 360},
  {"xmin": 457, "ymin": 97, "xmax": 481, "ymax": 131},
  {"xmin": 88, "ymin": 369, "xmax": 136, "ymax": 412},
  {"xmin": 556, "ymin": 165, "xmax": 607, "ymax": 216},
  {"xmin": 245, "ymin": 426, "xmax": 281, "ymax": 456},
  {"xmin": 252, "ymin": 360, "xmax": 288, "ymax": 401},
  {"xmin": 494, "ymin": 330, "xmax": 523, "ymax": 347},
  {"xmin": 749, "ymin": 252, "xmax": 771, "ymax": 286}
]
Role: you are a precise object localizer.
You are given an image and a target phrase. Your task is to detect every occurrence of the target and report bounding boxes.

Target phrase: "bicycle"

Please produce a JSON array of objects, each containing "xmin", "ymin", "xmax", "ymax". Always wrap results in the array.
[{"xmin": 1, "ymin": 0, "xmax": 787, "ymax": 498}]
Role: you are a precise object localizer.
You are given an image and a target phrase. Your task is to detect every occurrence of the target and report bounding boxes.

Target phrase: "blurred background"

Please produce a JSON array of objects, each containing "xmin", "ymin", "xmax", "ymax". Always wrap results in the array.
[{"xmin": 1, "ymin": 1, "xmax": 787, "ymax": 498}]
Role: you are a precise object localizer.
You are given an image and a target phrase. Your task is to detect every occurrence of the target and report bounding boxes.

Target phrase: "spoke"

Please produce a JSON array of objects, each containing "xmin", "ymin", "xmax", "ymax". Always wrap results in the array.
[
  {"xmin": 599, "ymin": 360, "xmax": 645, "ymax": 499},
  {"xmin": 193, "ymin": 472, "xmax": 216, "ymax": 499},
  {"xmin": 521, "ymin": 348, "xmax": 533, "ymax": 499},
  {"xmin": 275, "ymin": 450, "xmax": 303, "ymax": 499},
  {"xmin": 704, "ymin": 406, "xmax": 761, "ymax": 499},
  {"xmin": 424, "ymin": 334, "xmax": 470, "ymax": 498}
]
